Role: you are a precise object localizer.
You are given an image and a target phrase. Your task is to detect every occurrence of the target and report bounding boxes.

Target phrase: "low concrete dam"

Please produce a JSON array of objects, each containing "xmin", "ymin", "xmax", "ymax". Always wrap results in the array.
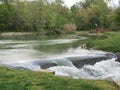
[{"xmin": 31, "ymin": 52, "xmax": 116, "ymax": 69}]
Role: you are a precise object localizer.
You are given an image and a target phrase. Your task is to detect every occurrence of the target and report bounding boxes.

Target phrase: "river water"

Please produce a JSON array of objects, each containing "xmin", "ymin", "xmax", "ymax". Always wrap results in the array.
[{"xmin": 0, "ymin": 35, "xmax": 120, "ymax": 80}]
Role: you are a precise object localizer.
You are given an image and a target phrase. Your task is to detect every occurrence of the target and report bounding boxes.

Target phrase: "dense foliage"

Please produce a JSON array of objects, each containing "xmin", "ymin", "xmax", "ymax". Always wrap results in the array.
[
  {"xmin": 0, "ymin": 67, "xmax": 115, "ymax": 90},
  {"xmin": 0, "ymin": 0, "xmax": 120, "ymax": 34}
]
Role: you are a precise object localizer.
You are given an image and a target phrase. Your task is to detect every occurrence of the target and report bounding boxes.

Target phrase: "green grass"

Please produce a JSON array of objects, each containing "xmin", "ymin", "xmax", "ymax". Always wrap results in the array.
[
  {"xmin": 75, "ymin": 31, "xmax": 90, "ymax": 35},
  {"xmin": 0, "ymin": 67, "xmax": 115, "ymax": 90},
  {"xmin": 87, "ymin": 32, "xmax": 120, "ymax": 53}
]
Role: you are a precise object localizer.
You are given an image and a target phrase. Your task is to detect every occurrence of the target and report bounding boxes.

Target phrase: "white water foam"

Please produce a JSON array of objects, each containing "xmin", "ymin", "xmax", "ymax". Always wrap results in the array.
[{"xmin": 48, "ymin": 58, "xmax": 120, "ymax": 80}]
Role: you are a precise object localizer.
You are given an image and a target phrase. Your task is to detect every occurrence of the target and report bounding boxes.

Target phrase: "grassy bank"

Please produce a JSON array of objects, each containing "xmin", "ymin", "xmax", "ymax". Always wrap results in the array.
[
  {"xmin": 87, "ymin": 32, "xmax": 120, "ymax": 53},
  {"xmin": 0, "ymin": 67, "xmax": 115, "ymax": 90}
]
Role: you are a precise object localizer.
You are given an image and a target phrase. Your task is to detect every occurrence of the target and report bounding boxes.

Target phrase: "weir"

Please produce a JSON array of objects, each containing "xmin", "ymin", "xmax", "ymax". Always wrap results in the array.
[
  {"xmin": 32, "ymin": 52, "xmax": 116, "ymax": 69},
  {"xmin": 68, "ymin": 53, "xmax": 116, "ymax": 68},
  {"xmin": 69, "ymin": 56, "xmax": 110, "ymax": 68}
]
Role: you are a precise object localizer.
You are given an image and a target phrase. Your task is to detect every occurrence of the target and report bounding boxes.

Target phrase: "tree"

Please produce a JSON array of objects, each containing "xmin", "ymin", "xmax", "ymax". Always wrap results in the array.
[
  {"xmin": 114, "ymin": 7, "xmax": 120, "ymax": 26},
  {"xmin": 71, "ymin": 0, "xmax": 110, "ymax": 30},
  {"xmin": 0, "ymin": 0, "xmax": 15, "ymax": 31}
]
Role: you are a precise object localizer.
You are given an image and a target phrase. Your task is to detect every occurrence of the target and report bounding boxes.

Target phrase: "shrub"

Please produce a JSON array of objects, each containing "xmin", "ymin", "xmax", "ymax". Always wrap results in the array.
[{"xmin": 63, "ymin": 23, "xmax": 77, "ymax": 33}]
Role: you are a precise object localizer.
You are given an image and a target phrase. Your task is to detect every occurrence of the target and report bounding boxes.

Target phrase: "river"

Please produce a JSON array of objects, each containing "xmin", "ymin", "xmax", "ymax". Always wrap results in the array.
[{"xmin": 0, "ymin": 35, "xmax": 120, "ymax": 80}]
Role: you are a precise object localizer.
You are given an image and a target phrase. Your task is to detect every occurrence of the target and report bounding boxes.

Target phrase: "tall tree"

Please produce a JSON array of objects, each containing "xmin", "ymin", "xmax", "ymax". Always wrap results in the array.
[
  {"xmin": 71, "ymin": 0, "xmax": 109, "ymax": 30},
  {"xmin": 114, "ymin": 7, "xmax": 120, "ymax": 26},
  {"xmin": 0, "ymin": 0, "xmax": 15, "ymax": 31}
]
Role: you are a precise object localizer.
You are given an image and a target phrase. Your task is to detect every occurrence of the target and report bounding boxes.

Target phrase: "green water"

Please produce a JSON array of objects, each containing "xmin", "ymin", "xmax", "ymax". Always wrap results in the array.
[{"xmin": 0, "ymin": 35, "xmax": 87, "ymax": 64}]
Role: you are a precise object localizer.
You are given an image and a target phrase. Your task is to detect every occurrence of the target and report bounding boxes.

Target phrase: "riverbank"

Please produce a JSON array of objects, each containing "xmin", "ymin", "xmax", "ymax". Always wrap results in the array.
[
  {"xmin": 0, "ymin": 32, "xmax": 37, "ymax": 37},
  {"xmin": 86, "ymin": 32, "xmax": 120, "ymax": 53},
  {"xmin": 0, "ymin": 31, "xmax": 90, "ymax": 37},
  {"xmin": 86, "ymin": 31, "xmax": 120, "ymax": 63},
  {"xmin": 0, "ymin": 67, "xmax": 115, "ymax": 90}
]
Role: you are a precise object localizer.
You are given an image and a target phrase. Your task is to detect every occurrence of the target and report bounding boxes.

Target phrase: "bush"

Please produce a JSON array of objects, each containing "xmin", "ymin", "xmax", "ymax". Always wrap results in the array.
[{"xmin": 63, "ymin": 23, "xmax": 77, "ymax": 33}]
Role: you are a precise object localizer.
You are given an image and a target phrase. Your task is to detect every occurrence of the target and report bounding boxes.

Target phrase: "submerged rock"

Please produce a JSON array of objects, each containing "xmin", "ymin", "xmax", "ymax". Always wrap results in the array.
[
  {"xmin": 38, "ymin": 61, "xmax": 57, "ymax": 69},
  {"xmin": 68, "ymin": 55, "xmax": 113, "ymax": 68},
  {"xmin": 116, "ymin": 54, "xmax": 120, "ymax": 62},
  {"xmin": 70, "ymin": 57, "xmax": 106, "ymax": 68}
]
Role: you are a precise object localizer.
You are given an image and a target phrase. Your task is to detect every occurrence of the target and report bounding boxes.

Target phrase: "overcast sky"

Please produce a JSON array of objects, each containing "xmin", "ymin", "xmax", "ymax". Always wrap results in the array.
[
  {"xmin": 63, "ymin": 0, "xmax": 119, "ymax": 8},
  {"xmin": 28, "ymin": 0, "xmax": 119, "ymax": 7},
  {"xmin": 63, "ymin": 0, "xmax": 81, "ymax": 8}
]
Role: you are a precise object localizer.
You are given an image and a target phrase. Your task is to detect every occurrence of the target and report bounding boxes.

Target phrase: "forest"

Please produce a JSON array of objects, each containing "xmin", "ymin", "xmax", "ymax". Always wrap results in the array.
[{"xmin": 0, "ymin": 0, "xmax": 120, "ymax": 34}]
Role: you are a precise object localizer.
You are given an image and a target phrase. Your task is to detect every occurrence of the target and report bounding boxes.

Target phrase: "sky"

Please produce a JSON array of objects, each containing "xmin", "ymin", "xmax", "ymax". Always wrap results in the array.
[
  {"xmin": 63, "ymin": 0, "xmax": 81, "ymax": 8},
  {"xmin": 63, "ymin": 0, "xmax": 119, "ymax": 8},
  {"xmin": 27, "ymin": 0, "xmax": 119, "ymax": 8}
]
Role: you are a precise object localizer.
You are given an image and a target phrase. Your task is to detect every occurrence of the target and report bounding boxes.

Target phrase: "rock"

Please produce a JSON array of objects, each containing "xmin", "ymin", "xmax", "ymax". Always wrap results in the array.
[
  {"xmin": 68, "ymin": 56, "xmax": 110, "ymax": 68},
  {"xmin": 33, "ymin": 61, "xmax": 57, "ymax": 69},
  {"xmin": 37, "ymin": 69, "xmax": 55, "ymax": 74},
  {"xmin": 113, "ymin": 80, "xmax": 120, "ymax": 90},
  {"xmin": 39, "ymin": 62, "xmax": 57, "ymax": 69},
  {"xmin": 116, "ymin": 54, "xmax": 120, "ymax": 62}
]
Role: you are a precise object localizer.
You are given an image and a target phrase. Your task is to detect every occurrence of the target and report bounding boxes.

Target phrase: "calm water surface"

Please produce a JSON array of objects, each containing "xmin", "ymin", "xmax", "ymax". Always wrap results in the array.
[{"xmin": 0, "ymin": 35, "xmax": 87, "ymax": 65}]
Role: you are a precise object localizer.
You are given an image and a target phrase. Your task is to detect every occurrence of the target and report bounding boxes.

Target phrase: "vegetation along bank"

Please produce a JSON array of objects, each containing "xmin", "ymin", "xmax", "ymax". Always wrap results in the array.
[{"xmin": 0, "ymin": 67, "xmax": 116, "ymax": 90}]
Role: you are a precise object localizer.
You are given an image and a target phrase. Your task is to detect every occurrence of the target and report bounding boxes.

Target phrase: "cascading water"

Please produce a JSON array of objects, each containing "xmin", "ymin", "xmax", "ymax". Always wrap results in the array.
[
  {"xmin": 46, "ymin": 48, "xmax": 120, "ymax": 80},
  {"xmin": 79, "ymin": 58, "xmax": 120, "ymax": 80},
  {"xmin": 48, "ymin": 58, "xmax": 120, "ymax": 80}
]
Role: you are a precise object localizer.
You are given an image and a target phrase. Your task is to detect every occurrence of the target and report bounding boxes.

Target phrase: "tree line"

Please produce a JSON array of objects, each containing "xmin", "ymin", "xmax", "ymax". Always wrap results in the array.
[{"xmin": 0, "ymin": 0, "xmax": 120, "ymax": 34}]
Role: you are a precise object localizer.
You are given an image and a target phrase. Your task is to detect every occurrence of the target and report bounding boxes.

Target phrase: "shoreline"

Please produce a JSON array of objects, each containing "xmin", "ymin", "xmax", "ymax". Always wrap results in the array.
[{"xmin": 0, "ymin": 32, "xmax": 35, "ymax": 37}]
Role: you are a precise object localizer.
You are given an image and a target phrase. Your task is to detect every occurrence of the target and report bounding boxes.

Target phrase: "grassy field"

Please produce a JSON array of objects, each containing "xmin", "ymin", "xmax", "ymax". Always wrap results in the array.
[
  {"xmin": 87, "ymin": 32, "xmax": 120, "ymax": 53},
  {"xmin": 0, "ymin": 67, "xmax": 115, "ymax": 90}
]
